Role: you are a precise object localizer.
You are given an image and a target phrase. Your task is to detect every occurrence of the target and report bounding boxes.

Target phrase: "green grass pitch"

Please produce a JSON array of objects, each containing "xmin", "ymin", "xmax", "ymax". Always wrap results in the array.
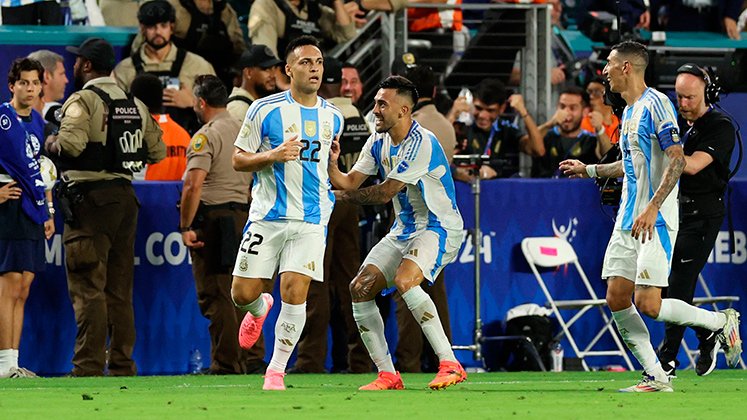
[{"xmin": 1, "ymin": 371, "xmax": 746, "ymax": 419}]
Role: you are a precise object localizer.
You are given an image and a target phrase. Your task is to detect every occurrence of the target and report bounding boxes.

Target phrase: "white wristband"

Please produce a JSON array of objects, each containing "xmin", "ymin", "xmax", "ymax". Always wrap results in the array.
[{"xmin": 586, "ymin": 164, "xmax": 598, "ymax": 178}]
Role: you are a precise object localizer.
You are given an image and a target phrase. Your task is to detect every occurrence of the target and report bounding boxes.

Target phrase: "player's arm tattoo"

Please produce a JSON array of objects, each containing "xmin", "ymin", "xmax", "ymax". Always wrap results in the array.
[
  {"xmin": 597, "ymin": 160, "xmax": 624, "ymax": 178},
  {"xmin": 336, "ymin": 179, "xmax": 405, "ymax": 205},
  {"xmin": 650, "ymin": 145, "xmax": 686, "ymax": 209}
]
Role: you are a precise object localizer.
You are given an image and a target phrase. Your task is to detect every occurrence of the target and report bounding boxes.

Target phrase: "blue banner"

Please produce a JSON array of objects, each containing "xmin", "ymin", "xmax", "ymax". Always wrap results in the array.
[{"xmin": 22, "ymin": 180, "xmax": 747, "ymax": 374}]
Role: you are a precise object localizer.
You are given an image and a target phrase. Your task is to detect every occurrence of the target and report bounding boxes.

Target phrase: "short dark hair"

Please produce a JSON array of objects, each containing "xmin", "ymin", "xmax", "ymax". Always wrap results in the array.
[
  {"xmin": 8, "ymin": 57, "xmax": 45, "ymax": 86},
  {"xmin": 378, "ymin": 75, "xmax": 419, "ymax": 106},
  {"xmin": 559, "ymin": 85, "xmax": 589, "ymax": 106},
  {"xmin": 610, "ymin": 40, "xmax": 649, "ymax": 68},
  {"xmin": 130, "ymin": 73, "xmax": 164, "ymax": 113},
  {"xmin": 405, "ymin": 65, "xmax": 436, "ymax": 101},
  {"xmin": 193, "ymin": 74, "xmax": 228, "ymax": 107},
  {"xmin": 473, "ymin": 79, "xmax": 507, "ymax": 106},
  {"xmin": 284, "ymin": 35, "xmax": 322, "ymax": 61}
]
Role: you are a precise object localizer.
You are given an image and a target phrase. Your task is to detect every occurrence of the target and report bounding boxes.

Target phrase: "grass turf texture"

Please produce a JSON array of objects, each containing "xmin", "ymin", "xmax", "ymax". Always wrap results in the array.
[{"xmin": 1, "ymin": 371, "xmax": 745, "ymax": 419}]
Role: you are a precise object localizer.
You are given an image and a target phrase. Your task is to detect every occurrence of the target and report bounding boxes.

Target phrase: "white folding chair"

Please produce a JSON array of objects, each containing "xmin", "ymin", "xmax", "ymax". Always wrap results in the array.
[
  {"xmin": 678, "ymin": 274, "xmax": 745, "ymax": 370},
  {"xmin": 521, "ymin": 237, "xmax": 634, "ymax": 371}
]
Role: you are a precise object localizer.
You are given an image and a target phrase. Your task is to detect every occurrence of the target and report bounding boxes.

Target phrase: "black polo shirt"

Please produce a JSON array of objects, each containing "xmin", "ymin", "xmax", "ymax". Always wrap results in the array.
[
  {"xmin": 461, "ymin": 118, "xmax": 523, "ymax": 177},
  {"xmin": 679, "ymin": 108, "xmax": 736, "ymax": 216},
  {"xmin": 532, "ymin": 127, "xmax": 598, "ymax": 178}
]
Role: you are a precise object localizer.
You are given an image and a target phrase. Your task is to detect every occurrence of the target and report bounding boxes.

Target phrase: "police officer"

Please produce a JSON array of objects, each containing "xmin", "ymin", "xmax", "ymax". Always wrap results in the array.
[
  {"xmin": 293, "ymin": 56, "xmax": 373, "ymax": 374},
  {"xmin": 45, "ymin": 38, "xmax": 165, "ymax": 376},
  {"xmin": 247, "ymin": 0, "xmax": 356, "ymax": 57},
  {"xmin": 179, "ymin": 74, "xmax": 252, "ymax": 374},
  {"xmin": 170, "ymin": 0, "xmax": 246, "ymax": 88},
  {"xmin": 226, "ymin": 45, "xmax": 282, "ymax": 122},
  {"xmin": 112, "ymin": 0, "xmax": 216, "ymax": 134},
  {"xmin": 658, "ymin": 64, "xmax": 737, "ymax": 377}
]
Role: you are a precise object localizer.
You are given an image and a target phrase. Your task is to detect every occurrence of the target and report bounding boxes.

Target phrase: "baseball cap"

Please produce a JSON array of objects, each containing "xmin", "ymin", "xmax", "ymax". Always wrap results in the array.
[
  {"xmin": 66, "ymin": 37, "xmax": 116, "ymax": 71},
  {"xmin": 137, "ymin": 0, "xmax": 176, "ymax": 25},
  {"xmin": 323, "ymin": 56, "xmax": 342, "ymax": 84},
  {"xmin": 237, "ymin": 45, "xmax": 283, "ymax": 69},
  {"xmin": 391, "ymin": 52, "xmax": 418, "ymax": 76}
]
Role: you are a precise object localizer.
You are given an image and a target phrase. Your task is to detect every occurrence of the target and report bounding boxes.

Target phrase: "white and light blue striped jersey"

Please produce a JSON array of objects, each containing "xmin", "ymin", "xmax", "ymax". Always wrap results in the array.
[
  {"xmin": 352, "ymin": 120, "xmax": 464, "ymax": 242},
  {"xmin": 235, "ymin": 90, "xmax": 344, "ymax": 225},
  {"xmin": 616, "ymin": 87, "xmax": 681, "ymax": 232}
]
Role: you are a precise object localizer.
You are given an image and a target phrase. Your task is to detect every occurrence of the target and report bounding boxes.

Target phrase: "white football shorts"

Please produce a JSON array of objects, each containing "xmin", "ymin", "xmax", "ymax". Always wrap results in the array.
[
  {"xmin": 601, "ymin": 226, "xmax": 678, "ymax": 287},
  {"xmin": 232, "ymin": 219, "xmax": 326, "ymax": 281}
]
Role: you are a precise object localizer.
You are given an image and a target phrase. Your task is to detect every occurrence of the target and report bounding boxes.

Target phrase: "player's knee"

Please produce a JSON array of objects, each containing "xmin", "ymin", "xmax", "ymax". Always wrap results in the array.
[
  {"xmin": 231, "ymin": 276, "xmax": 259, "ymax": 306},
  {"xmin": 606, "ymin": 289, "xmax": 629, "ymax": 312},
  {"xmin": 349, "ymin": 275, "xmax": 374, "ymax": 301},
  {"xmin": 634, "ymin": 294, "xmax": 661, "ymax": 319}
]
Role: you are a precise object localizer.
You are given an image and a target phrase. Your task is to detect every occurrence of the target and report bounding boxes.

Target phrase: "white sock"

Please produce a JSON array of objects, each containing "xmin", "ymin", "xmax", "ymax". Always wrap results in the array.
[
  {"xmin": 612, "ymin": 305, "xmax": 669, "ymax": 383},
  {"xmin": 234, "ymin": 293, "xmax": 268, "ymax": 317},
  {"xmin": 267, "ymin": 301, "xmax": 306, "ymax": 373},
  {"xmin": 401, "ymin": 286, "xmax": 457, "ymax": 363},
  {"xmin": 0, "ymin": 349, "xmax": 12, "ymax": 374},
  {"xmin": 352, "ymin": 300, "xmax": 396, "ymax": 373},
  {"xmin": 11, "ymin": 349, "xmax": 18, "ymax": 369},
  {"xmin": 656, "ymin": 298, "xmax": 726, "ymax": 331}
]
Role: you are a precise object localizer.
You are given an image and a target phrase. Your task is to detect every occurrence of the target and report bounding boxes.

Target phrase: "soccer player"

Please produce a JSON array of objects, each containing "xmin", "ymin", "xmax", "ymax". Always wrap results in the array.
[
  {"xmin": 230, "ymin": 35, "xmax": 344, "ymax": 390},
  {"xmin": 559, "ymin": 41, "xmax": 742, "ymax": 392},
  {"xmin": 329, "ymin": 75, "xmax": 467, "ymax": 391}
]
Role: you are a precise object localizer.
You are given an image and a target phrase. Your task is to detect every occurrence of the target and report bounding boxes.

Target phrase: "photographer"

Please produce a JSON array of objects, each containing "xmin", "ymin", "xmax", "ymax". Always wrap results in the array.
[{"xmin": 658, "ymin": 64, "xmax": 736, "ymax": 377}]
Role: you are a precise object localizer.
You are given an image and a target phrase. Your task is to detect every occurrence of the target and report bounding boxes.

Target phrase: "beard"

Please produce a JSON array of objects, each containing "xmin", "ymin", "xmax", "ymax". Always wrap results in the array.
[
  {"xmin": 146, "ymin": 36, "xmax": 169, "ymax": 51},
  {"xmin": 255, "ymin": 82, "xmax": 276, "ymax": 97},
  {"xmin": 74, "ymin": 71, "xmax": 85, "ymax": 91}
]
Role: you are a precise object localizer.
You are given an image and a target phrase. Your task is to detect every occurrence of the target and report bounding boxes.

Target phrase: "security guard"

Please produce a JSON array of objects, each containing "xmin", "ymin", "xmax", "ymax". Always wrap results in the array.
[
  {"xmin": 179, "ymin": 74, "xmax": 252, "ymax": 374},
  {"xmin": 658, "ymin": 64, "xmax": 737, "ymax": 377},
  {"xmin": 113, "ymin": 0, "xmax": 216, "ymax": 134},
  {"xmin": 45, "ymin": 38, "xmax": 165, "ymax": 377},
  {"xmin": 226, "ymin": 45, "xmax": 282, "ymax": 122},
  {"xmin": 293, "ymin": 56, "xmax": 373, "ymax": 373}
]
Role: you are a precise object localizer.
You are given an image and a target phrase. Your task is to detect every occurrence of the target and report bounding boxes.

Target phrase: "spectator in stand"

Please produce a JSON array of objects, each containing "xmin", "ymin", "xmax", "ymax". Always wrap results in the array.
[
  {"xmin": 226, "ymin": 45, "xmax": 282, "ymax": 122},
  {"xmin": 577, "ymin": 0, "xmax": 649, "ymax": 30},
  {"xmin": 247, "ymin": 0, "xmax": 356, "ymax": 58},
  {"xmin": 130, "ymin": 73, "xmax": 191, "ymax": 181},
  {"xmin": 1, "ymin": 0, "xmax": 62, "ymax": 25},
  {"xmin": 451, "ymin": 79, "xmax": 542, "ymax": 181},
  {"xmin": 651, "ymin": 0, "xmax": 742, "ymax": 40},
  {"xmin": 341, "ymin": 63, "xmax": 363, "ymax": 107},
  {"xmin": 113, "ymin": 0, "xmax": 216, "ymax": 135},
  {"xmin": 581, "ymin": 77, "xmax": 619, "ymax": 147},
  {"xmin": 526, "ymin": 86, "xmax": 600, "ymax": 178}
]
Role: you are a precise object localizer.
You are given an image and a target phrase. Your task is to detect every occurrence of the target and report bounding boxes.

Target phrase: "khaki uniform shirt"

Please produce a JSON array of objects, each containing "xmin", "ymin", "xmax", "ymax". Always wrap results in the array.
[
  {"xmin": 226, "ymin": 87, "xmax": 256, "ymax": 122},
  {"xmin": 130, "ymin": 0, "xmax": 246, "ymax": 57},
  {"xmin": 112, "ymin": 43, "xmax": 216, "ymax": 92},
  {"xmin": 248, "ymin": 0, "xmax": 357, "ymax": 57},
  {"xmin": 413, "ymin": 102, "xmax": 456, "ymax": 164},
  {"xmin": 186, "ymin": 110, "xmax": 250, "ymax": 205},
  {"xmin": 57, "ymin": 77, "xmax": 166, "ymax": 182}
]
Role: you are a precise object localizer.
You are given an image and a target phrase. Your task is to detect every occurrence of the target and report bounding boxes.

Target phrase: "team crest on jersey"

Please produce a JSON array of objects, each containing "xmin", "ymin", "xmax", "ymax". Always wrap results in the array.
[
  {"xmin": 304, "ymin": 121, "xmax": 316, "ymax": 137},
  {"xmin": 321, "ymin": 121, "xmax": 332, "ymax": 141},
  {"xmin": 671, "ymin": 128, "xmax": 680, "ymax": 143},
  {"xmin": 192, "ymin": 133, "xmax": 207, "ymax": 152},
  {"xmin": 0, "ymin": 115, "xmax": 10, "ymax": 130},
  {"xmin": 397, "ymin": 160, "xmax": 409, "ymax": 173},
  {"xmin": 239, "ymin": 124, "xmax": 249, "ymax": 139},
  {"xmin": 239, "ymin": 256, "xmax": 248, "ymax": 271}
]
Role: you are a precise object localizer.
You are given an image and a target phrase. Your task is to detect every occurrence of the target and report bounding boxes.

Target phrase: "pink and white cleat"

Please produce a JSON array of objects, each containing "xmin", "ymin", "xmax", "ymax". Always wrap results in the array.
[
  {"xmin": 263, "ymin": 368, "xmax": 286, "ymax": 391},
  {"xmin": 238, "ymin": 293, "xmax": 274, "ymax": 350}
]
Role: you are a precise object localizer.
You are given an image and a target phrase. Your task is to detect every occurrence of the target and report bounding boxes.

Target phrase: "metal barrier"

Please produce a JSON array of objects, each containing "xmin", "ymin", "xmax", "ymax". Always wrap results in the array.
[{"xmin": 331, "ymin": 3, "xmax": 552, "ymax": 124}]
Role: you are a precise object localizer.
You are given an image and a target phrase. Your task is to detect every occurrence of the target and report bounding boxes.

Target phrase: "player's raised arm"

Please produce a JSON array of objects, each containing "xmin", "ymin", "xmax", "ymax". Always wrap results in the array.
[
  {"xmin": 328, "ymin": 137, "xmax": 369, "ymax": 190},
  {"xmin": 334, "ymin": 178, "xmax": 405, "ymax": 205}
]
